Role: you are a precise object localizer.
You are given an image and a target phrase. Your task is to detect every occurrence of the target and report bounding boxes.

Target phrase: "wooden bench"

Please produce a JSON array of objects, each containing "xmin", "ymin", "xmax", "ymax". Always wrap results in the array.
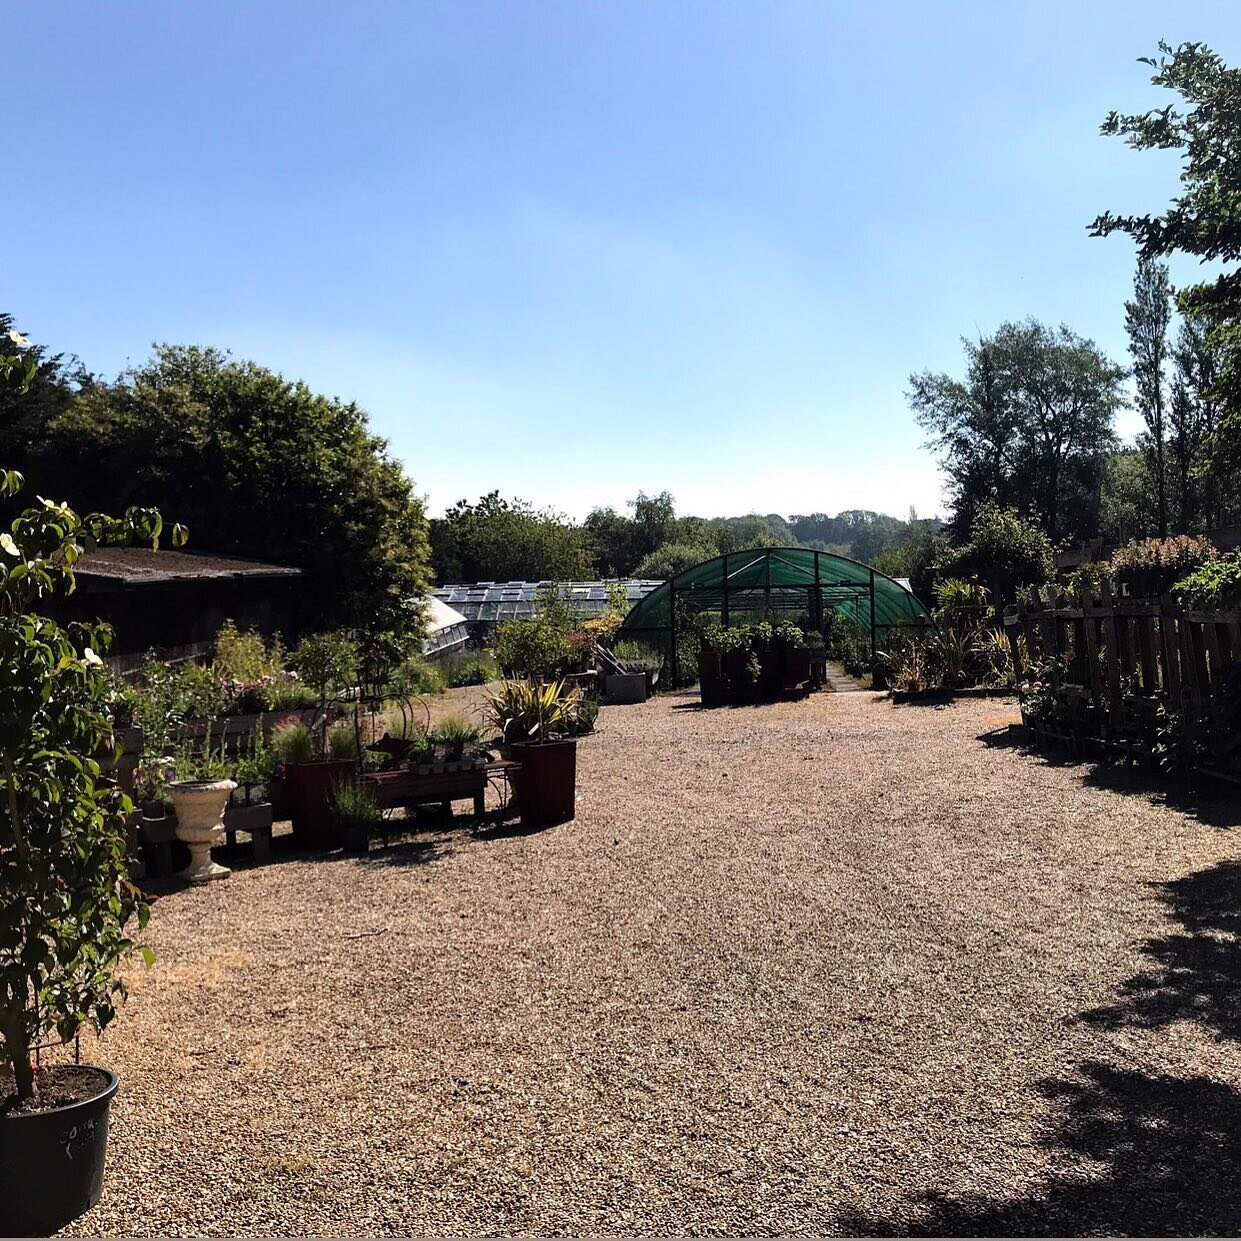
[{"xmin": 360, "ymin": 761, "xmax": 521, "ymax": 846}]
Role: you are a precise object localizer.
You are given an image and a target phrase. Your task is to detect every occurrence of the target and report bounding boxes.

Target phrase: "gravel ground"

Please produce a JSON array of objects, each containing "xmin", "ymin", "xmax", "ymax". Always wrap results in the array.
[{"xmin": 62, "ymin": 690, "xmax": 1241, "ymax": 1236}]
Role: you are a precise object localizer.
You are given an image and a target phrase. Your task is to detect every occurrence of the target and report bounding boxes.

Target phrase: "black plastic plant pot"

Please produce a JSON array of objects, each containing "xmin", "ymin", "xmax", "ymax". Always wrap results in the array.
[{"xmin": 0, "ymin": 1066, "xmax": 118, "ymax": 1235}]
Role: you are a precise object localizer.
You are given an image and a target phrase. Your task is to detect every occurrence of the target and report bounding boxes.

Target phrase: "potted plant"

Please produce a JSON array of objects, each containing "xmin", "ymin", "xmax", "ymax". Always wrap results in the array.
[
  {"xmin": 485, "ymin": 679, "xmax": 581, "ymax": 825},
  {"xmin": 0, "ymin": 359, "xmax": 179, "ymax": 1233},
  {"xmin": 432, "ymin": 715, "xmax": 482, "ymax": 770},
  {"xmin": 330, "ymin": 777, "xmax": 382, "ymax": 855},
  {"xmin": 282, "ymin": 632, "xmax": 358, "ymax": 849}
]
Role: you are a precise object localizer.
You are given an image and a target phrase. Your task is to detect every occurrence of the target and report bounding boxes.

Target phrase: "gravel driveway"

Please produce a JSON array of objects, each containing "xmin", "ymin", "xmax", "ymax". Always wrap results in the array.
[{"xmin": 63, "ymin": 691, "xmax": 1241, "ymax": 1236}]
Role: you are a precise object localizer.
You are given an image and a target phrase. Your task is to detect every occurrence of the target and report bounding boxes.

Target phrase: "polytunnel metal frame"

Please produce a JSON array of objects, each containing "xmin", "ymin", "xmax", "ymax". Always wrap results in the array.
[{"xmin": 614, "ymin": 546, "xmax": 933, "ymax": 686}]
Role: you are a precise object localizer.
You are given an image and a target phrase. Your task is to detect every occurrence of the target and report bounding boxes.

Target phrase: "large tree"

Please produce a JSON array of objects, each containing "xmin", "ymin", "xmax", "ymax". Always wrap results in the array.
[
  {"xmin": 1092, "ymin": 41, "xmax": 1241, "ymax": 514},
  {"xmin": 1170, "ymin": 312, "xmax": 1223, "ymax": 529},
  {"xmin": 1125, "ymin": 258, "xmax": 1172, "ymax": 535},
  {"xmin": 0, "ymin": 313, "xmax": 88, "ymax": 472},
  {"xmin": 23, "ymin": 343, "xmax": 430, "ymax": 634},
  {"xmin": 430, "ymin": 492, "xmax": 593, "ymax": 584},
  {"xmin": 911, "ymin": 320, "xmax": 1123, "ymax": 542}
]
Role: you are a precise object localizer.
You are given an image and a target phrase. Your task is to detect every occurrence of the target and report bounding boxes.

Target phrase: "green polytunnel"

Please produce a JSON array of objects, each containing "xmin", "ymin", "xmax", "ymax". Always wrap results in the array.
[{"xmin": 614, "ymin": 546, "xmax": 931, "ymax": 683}]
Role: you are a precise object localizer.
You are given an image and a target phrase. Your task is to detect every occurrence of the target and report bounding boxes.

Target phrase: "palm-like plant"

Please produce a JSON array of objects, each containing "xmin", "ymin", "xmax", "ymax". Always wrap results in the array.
[{"xmin": 484, "ymin": 679, "xmax": 581, "ymax": 744}]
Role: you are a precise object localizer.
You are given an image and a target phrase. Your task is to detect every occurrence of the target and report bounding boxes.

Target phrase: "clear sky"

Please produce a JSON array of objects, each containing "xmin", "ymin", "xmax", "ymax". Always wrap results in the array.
[{"xmin": 8, "ymin": 2, "xmax": 1241, "ymax": 522}]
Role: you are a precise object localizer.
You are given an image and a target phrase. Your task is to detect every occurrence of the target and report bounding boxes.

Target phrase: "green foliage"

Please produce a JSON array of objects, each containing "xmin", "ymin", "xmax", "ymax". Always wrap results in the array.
[
  {"xmin": 326, "ymin": 722, "xmax": 359, "ymax": 761},
  {"xmin": 484, "ymin": 679, "xmax": 581, "ymax": 744},
  {"xmin": 933, "ymin": 577, "xmax": 989, "ymax": 617},
  {"xmin": 270, "ymin": 720, "xmax": 316, "ymax": 767},
  {"xmin": 1098, "ymin": 448, "xmax": 1159, "ymax": 541},
  {"xmin": 393, "ymin": 655, "xmax": 446, "ymax": 697},
  {"xmin": 1092, "ymin": 42, "xmax": 1241, "ymax": 517},
  {"xmin": 822, "ymin": 610, "xmax": 871, "ymax": 677},
  {"xmin": 436, "ymin": 650, "xmax": 499, "ymax": 687},
  {"xmin": 330, "ymin": 778, "xmax": 382, "ymax": 843},
  {"xmin": 632, "ymin": 540, "xmax": 719, "ymax": 580},
  {"xmin": 21, "ymin": 342, "xmax": 430, "ymax": 633},
  {"xmin": 492, "ymin": 591, "xmax": 578, "ymax": 680},
  {"xmin": 1110, "ymin": 534, "xmax": 1217, "ymax": 597},
  {"xmin": 1064, "ymin": 561, "xmax": 1113, "ymax": 600},
  {"xmin": 431, "ymin": 491, "xmax": 593, "ymax": 583},
  {"xmin": 575, "ymin": 695, "xmax": 600, "ymax": 734},
  {"xmin": 910, "ymin": 321, "xmax": 1123, "ymax": 542},
  {"xmin": 1174, "ymin": 549, "xmax": 1241, "ymax": 610},
  {"xmin": 612, "ymin": 640, "xmax": 664, "ymax": 674},
  {"xmin": 292, "ymin": 631, "xmax": 358, "ymax": 710},
  {"xmin": 1019, "ymin": 654, "xmax": 1077, "ymax": 723},
  {"xmin": 0, "ymin": 353, "xmax": 166, "ymax": 1099},
  {"xmin": 1125, "ymin": 258, "xmax": 1173, "ymax": 536},
  {"xmin": 430, "ymin": 715, "xmax": 482, "ymax": 759},
  {"xmin": 938, "ymin": 502, "xmax": 1054, "ymax": 603}
]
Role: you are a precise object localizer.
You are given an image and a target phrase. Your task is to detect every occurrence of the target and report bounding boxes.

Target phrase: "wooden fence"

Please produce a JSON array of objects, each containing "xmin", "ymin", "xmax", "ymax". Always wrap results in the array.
[{"xmin": 1004, "ymin": 583, "xmax": 1241, "ymax": 710}]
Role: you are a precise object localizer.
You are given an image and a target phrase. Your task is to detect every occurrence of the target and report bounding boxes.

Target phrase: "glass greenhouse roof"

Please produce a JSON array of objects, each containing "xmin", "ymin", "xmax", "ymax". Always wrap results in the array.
[{"xmin": 431, "ymin": 579, "xmax": 662, "ymax": 624}]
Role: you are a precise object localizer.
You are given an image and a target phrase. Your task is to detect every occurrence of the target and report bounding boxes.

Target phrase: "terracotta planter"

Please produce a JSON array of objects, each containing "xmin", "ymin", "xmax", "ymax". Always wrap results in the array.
[
  {"xmin": 509, "ymin": 738, "xmax": 577, "ymax": 826},
  {"xmin": 287, "ymin": 759, "xmax": 355, "ymax": 850},
  {"xmin": 169, "ymin": 779, "xmax": 237, "ymax": 883}
]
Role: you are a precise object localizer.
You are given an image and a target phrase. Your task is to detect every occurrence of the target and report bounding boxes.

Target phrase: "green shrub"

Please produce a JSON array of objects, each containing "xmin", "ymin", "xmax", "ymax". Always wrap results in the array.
[
  {"xmin": 937, "ymin": 502, "xmax": 1054, "ymax": 602},
  {"xmin": 823, "ymin": 610, "xmax": 872, "ymax": 676},
  {"xmin": 431, "ymin": 714, "xmax": 481, "ymax": 759},
  {"xmin": 1110, "ymin": 534, "xmax": 1217, "ymax": 598},
  {"xmin": 270, "ymin": 720, "xmax": 315, "ymax": 766},
  {"xmin": 613, "ymin": 640, "xmax": 664, "ymax": 673},
  {"xmin": 0, "ymin": 367, "xmax": 179, "ymax": 1102},
  {"xmin": 438, "ymin": 650, "xmax": 499, "ymax": 687},
  {"xmin": 1174, "ymin": 549, "xmax": 1241, "ymax": 610},
  {"xmin": 1064, "ymin": 561, "xmax": 1113, "ymax": 599},
  {"xmin": 327, "ymin": 721, "xmax": 359, "ymax": 760},
  {"xmin": 493, "ymin": 615, "xmax": 572, "ymax": 679},
  {"xmin": 575, "ymin": 695, "xmax": 600, "ymax": 733},
  {"xmin": 934, "ymin": 577, "xmax": 989, "ymax": 617},
  {"xmin": 292, "ymin": 630, "xmax": 358, "ymax": 711}
]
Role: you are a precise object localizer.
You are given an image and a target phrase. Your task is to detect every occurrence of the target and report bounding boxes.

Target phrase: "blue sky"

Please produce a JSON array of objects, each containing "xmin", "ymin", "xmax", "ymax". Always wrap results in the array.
[{"xmin": 8, "ymin": 3, "xmax": 1241, "ymax": 522}]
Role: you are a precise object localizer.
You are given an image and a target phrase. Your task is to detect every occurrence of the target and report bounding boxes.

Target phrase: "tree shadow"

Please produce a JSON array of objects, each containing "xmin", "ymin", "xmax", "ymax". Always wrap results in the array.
[
  {"xmin": 1076, "ymin": 860, "xmax": 1241, "ymax": 1041},
  {"xmin": 837, "ymin": 1060, "xmax": 1241, "ymax": 1236},
  {"xmin": 840, "ymin": 854, "xmax": 1241, "ymax": 1234}
]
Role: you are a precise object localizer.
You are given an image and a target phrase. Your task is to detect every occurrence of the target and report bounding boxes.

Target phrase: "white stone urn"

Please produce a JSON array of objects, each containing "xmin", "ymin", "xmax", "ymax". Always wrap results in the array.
[{"xmin": 169, "ymin": 779, "xmax": 237, "ymax": 884}]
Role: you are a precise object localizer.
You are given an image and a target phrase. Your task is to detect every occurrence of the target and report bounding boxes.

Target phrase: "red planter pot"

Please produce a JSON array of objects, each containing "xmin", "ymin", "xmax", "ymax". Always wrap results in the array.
[
  {"xmin": 509, "ymin": 739, "xmax": 577, "ymax": 826},
  {"xmin": 286, "ymin": 759, "xmax": 355, "ymax": 849}
]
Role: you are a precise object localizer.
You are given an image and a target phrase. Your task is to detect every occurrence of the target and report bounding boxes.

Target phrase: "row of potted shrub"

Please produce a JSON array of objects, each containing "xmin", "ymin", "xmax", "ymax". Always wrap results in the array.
[{"xmin": 696, "ymin": 620, "xmax": 824, "ymax": 705}]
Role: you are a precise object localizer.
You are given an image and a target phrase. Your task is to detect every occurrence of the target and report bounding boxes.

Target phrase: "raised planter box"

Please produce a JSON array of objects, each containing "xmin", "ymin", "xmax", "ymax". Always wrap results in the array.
[{"xmin": 604, "ymin": 672, "xmax": 647, "ymax": 705}]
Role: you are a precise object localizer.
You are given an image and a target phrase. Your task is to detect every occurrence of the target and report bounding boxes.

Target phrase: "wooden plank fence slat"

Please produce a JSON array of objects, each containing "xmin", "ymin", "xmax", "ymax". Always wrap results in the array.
[{"xmin": 1099, "ymin": 578, "xmax": 1122, "ymax": 710}]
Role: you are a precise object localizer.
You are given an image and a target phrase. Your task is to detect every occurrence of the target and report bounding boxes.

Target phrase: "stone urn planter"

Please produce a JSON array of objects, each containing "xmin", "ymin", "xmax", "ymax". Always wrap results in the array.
[{"xmin": 168, "ymin": 779, "xmax": 237, "ymax": 883}]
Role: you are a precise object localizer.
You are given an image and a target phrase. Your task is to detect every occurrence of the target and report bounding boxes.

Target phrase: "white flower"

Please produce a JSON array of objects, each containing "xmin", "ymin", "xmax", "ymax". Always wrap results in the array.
[
  {"xmin": 83, "ymin": 647, "xmax": 104, "ymax": 667},
  {"xmin": 0, "ymin": 533, "xmax": 18, "ymax": 557},
  {"xmin": 7, "ymin": 330, "xmax": 30, "ymax": 347}
]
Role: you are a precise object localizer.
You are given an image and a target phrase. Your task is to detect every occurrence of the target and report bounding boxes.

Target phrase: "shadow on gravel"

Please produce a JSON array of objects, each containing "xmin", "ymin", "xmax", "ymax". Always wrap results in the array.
[
  {"xmin": 975, "ymin": 727, "xmax": 1241, "ymax": 830},
  {"xmin": 1076, "ymin": 859, "xmax": 1241, "ymax": 1041},
  {"xmin": 841, "ymin": 855, "xmax": 1241, "ymax": 1235},
  {"xmin": 837, "ymin": 1061, "xmax": 1241, "ymax": 1236}
]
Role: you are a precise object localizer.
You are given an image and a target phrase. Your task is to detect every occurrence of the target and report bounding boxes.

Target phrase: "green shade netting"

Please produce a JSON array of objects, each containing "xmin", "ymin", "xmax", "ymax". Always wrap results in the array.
[{"xmin": 616, "ymin": 547, "xmax": 929, "ymax": 638}]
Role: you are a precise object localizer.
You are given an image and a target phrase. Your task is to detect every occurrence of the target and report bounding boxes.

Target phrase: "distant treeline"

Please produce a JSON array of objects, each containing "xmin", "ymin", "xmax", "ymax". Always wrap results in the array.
[{"xmin": 429, "ymin": 490, "xmax": 943, "ymax": 588}]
